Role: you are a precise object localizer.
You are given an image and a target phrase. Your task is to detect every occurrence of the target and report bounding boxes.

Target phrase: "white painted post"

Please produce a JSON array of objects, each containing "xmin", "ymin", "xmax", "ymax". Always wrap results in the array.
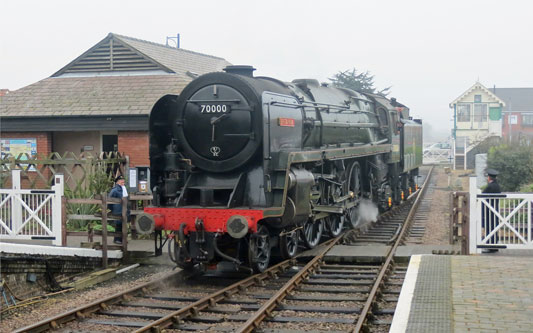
[
  {"xmin": 527, "ymin": 199, "xmax": 532, "ymax": 245},
  {"xmin": 469, "ymin": 176, "xmax": 478, "ymax": 254},
  {"xmin": 453, "ymin": 139, "xmax": 456, "ymax": 170},
  {"xmin": 464, "ymin": 137, "xmax": 467, "ymax": 170},
  {"xmin": 51, "ymin": 174, "xmax": 64, "ymax": 246},
  {"xmin": 11, "ymin": 170, "xmax": 22, "ymax": 236}
]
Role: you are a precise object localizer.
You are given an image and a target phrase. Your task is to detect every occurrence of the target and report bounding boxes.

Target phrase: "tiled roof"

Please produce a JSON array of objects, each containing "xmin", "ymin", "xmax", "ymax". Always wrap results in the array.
[
  {"xmin": 0, "ymin": 75, "xmax": 189, "ymax": 117},
  {"xmin": 490, "ymin": 88, "xmax": 533, "ymax": 112},
  {"xmin": 1, "ymin": 33, "xmax": 234, "ymax": 118},
  {"xmin": 113, "ymin": 34, "xmax": 232, "ymax": 76}
]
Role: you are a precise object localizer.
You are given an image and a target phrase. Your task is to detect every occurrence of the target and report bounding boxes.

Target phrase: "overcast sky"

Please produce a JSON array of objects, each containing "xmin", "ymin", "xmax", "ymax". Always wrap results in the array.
[{"xmin": 2, "ymin": 0, "xmax": 533, "ymax": 142}]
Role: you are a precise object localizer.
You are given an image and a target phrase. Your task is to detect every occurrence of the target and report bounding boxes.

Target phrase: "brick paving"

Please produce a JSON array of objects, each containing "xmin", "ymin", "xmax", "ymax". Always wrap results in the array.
[
  {"xmin": 451, "ymin": 256, "xmax": 533, "ymax": 333},
  {"xmin": 401, "ymin": 255, "xmax": 533, "ymax": 333}
]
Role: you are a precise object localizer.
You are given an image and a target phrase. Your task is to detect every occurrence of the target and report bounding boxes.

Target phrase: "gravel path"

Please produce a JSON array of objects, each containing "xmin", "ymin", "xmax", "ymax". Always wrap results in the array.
[{"xmin": 421, "ymin": 165, "xmax": 453, "ymax": 245}]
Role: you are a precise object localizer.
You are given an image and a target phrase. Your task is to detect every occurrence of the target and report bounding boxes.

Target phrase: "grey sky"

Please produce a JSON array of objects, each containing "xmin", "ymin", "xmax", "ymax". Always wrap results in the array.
[{"xmin": 2, "ymin": 0, "xmax": 533, "ymax": 142}]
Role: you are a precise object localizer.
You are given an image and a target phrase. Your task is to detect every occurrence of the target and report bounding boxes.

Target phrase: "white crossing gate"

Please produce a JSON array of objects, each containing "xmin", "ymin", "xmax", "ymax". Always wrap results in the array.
[
  {"xmin": 0, "ymin": 170, "xmax": 63, "ymax": 245},
  {"xmin": 469, "ymin": 177, "xmax": 533, "ymax": 253}
]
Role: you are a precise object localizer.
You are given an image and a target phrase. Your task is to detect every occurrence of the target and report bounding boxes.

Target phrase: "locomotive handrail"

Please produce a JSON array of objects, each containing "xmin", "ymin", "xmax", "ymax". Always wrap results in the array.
[
  {"xmin": 186, "ymin": 98, "xmax": 242, "ymax": 103},
  {"xmin": 320, "ymin": 121, "xmax": 379, "ymax": 128}
]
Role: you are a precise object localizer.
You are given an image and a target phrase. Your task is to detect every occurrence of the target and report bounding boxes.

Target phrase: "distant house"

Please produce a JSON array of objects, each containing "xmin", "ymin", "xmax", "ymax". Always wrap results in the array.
[
  {"xmin": 449, "ymin": 82, "xmax": 505, "ymax": 169},
  {"xmin": 488, "ymin": 88, "xmax": 533, "ymax": 144},
  {"xmin": 0, "ymin": 33, "xmax": 232, "ymax": 167},
  {"xmin": 0, "ymin": 89, "xmax": 9, "ymax": 97}
]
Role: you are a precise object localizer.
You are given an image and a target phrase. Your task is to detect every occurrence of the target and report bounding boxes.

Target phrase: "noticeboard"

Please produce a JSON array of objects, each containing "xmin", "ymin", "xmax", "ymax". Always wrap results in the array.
[{"xmin": 1, "ymin": 138, "xmax": 37, "ymax": 170}]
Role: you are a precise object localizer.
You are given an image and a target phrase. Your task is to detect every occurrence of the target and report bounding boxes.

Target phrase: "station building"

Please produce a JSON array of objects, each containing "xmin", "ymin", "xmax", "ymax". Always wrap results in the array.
[{"xmin": 0, "ymin": 33, "xmax": 232, "ymax": 167}]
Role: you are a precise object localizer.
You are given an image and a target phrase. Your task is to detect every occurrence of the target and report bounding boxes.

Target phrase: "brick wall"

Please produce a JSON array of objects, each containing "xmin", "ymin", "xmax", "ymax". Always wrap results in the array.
[{"xmin": 118, "ymin": 131, "xmax": 149, "ymax": 167}]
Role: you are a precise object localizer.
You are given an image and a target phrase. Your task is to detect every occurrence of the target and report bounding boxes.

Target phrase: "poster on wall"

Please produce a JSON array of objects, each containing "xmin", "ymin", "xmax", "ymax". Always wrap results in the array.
[{"xmin": 1, "ymin": 138, "xmax": 37, "ymax": 170}]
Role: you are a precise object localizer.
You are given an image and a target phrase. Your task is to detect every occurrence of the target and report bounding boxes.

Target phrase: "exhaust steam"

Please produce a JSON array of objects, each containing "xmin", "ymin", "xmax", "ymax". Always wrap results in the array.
[{"xmin": 353, "ymin": 199, "xmax": 379, "ymax": 228}]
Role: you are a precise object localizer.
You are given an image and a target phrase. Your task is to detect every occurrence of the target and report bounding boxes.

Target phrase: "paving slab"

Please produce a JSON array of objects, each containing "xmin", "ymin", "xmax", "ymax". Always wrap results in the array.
[
  {"xmin": 394, "ymin": 245, "xmax": 460, "ymax": 262},
  {"xmin": 325, "ymin": 245, "xmax": 390, "ymax": 263}
]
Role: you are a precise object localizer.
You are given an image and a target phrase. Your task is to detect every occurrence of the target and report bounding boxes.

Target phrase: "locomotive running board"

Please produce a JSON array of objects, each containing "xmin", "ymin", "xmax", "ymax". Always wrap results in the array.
[
  {"xmin": 312, "ymin": 205, "xmax": 343, "ymax": 214},
  {"xmin": 313, "ymin": 200, "xmax": 358, "ymax": 214}
]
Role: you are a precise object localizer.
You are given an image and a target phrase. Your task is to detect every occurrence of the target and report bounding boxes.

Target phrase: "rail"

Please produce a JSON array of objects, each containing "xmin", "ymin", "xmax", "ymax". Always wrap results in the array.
[
  {"xmin": 351, "ymin": 165, "xmax": 434, "ymax": 332},
  {"xmin": 235, "ymin": 237, "xmax": 341, "ymax": 333}
]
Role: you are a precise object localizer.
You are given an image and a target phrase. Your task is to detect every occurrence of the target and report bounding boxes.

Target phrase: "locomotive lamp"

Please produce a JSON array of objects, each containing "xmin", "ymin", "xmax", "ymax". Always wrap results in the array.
[
  {"xmin": 134, "ymin": 212, "xmax": 157, "ymax": 235},
  {"xmin": 226, "ymin": 215, "xmax": 249, "ymax": 239}
]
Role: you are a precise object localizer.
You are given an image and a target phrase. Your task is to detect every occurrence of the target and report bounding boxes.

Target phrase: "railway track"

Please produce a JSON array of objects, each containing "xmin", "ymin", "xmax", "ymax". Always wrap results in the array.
[{"xmin": 16, "ymin": 166, "xmax": 434, "ymax": 333}]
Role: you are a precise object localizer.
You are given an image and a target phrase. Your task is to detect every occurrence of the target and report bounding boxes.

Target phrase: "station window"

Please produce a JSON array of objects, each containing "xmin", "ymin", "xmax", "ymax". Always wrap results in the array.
[
  {"xmin": 473, "ymin": 104, "xmax": 487, "ymax": 122},
  {"xmin": 474, "ymin": 94, "xmax": 482, "ymax": 103},
  {"xmin": 457, "ymin": 104, "xmax": 471, "ymax": 122}
]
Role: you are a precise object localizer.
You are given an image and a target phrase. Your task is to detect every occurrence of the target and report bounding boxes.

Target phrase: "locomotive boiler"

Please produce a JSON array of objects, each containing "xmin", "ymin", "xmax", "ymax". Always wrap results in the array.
[{"xmin": 136, "ymin": 66, "xmax": 422, "ymax": 272}]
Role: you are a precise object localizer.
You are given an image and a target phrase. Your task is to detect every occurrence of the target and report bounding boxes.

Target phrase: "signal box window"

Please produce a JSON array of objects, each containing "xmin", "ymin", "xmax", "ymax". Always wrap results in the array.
[
  {"xmin": 457, "ymin": 104, "xmax": 471, "ymax": 122},
  {"xmin": 473, "ymin": 104, "xmax": 487, "ymax": 122}
]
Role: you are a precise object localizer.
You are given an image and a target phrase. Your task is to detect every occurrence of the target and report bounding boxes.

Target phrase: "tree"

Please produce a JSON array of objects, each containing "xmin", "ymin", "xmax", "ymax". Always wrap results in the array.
[
  {"xmin": 329, "ymin": 68, "xmax": 391, "ymax": 96},
  {"xmin": 487, "ymin": 144, "xmax": 533, "ymax": 191}
]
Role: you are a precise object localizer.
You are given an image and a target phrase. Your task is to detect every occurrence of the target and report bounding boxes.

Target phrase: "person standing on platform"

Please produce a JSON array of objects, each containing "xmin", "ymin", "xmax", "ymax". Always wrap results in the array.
[
  {"xmin": 482, "ymin": 169, "xmax": 501, "ymax": 253},
  {"xmin": 109, "ymin": 175, "xmax": 129, "ymax": 244}
]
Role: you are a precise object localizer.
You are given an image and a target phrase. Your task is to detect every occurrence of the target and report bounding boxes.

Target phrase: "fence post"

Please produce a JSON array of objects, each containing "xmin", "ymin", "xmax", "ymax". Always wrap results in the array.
[
  {"xmin": 101, "ymin": 194, "xmax": 108, "ymax": 269},
  {"xmin": 11, "ymin": 170, "xmax": 22, "ymax": 236},
  {"xmin": 51, "ymin": 174, "xmax": 64, "ymax": 246},
  {"xmin": 122, "ymin": 197, "xmax": 128, "ymax": 259},
  {"xmin": 469, "ymin": 176, "xmax": 478, "ymax": 254},
  {"xmin": 61, "ymin": 196, "xmax": 67, "ymax": 246}
]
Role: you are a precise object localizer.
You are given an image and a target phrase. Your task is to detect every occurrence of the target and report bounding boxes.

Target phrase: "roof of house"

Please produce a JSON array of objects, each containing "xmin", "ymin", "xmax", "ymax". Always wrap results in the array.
[
  {"xmin": 490, "ymin": 88, "xmax": 533, "ymax": 112},
  {"xmin": 1, "ymin": 33, "xmax": 232, "ymax": 118}
]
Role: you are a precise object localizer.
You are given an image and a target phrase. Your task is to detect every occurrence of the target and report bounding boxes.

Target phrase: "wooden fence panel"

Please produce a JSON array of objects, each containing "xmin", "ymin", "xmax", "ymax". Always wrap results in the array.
[{"xmin": 0, "ymin": 151, "xmax": 128, "ymax": 192}]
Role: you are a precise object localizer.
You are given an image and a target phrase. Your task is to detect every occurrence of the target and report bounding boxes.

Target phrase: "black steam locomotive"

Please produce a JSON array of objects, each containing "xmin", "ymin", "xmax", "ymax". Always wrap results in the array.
[{"xmin": 136, "ymin": 66, "xmax": 422, "ymax": 272}]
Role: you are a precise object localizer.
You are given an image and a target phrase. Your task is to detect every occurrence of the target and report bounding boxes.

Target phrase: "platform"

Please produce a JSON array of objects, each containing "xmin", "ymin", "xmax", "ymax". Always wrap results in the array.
[{"xmin": 390, "ymin": 254, "xmax": 533, "ymax": 332}]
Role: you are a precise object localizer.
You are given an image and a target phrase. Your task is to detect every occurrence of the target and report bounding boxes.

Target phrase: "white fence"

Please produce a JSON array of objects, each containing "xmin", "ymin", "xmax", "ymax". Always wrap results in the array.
[
  {"xmin": 423, "ymin": 147, "xmax": 452, "ymax": 165},
  {"xmin": 0, "ymin": 170, "xmax": 63, "ymax": 245},
  {"xmin": 469, "ymin": 177, "xmax": 533, "ymax": 253}
]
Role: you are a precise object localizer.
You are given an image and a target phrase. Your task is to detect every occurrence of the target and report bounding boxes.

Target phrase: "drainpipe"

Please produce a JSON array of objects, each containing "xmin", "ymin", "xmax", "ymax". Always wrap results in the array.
[{"xmin": 453, "ymin": 104, "xmax": 457, "ymax": 139}]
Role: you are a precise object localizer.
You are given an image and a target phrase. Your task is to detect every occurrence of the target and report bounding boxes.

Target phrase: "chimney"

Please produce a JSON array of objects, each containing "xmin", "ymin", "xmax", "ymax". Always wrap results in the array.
[{"xmin": 223, "ymin": 65, "xmax": 256, "ymax": 77}]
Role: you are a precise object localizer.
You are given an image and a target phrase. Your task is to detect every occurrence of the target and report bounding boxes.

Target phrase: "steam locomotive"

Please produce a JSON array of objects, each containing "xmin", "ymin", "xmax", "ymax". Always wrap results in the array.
[{"xmin": 136, "ymin": 66, "xmax": 422, "ymax": 272}]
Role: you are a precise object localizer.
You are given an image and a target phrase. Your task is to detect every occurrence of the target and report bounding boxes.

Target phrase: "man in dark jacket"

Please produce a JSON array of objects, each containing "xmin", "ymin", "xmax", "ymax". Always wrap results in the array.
[
  {"xmin": 109, "ymin": 175, "xmax": 129, "ymax": 244},
  {"xmin": 482, "ymin": 169, "xmax": 501, "ymax": 252}
]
